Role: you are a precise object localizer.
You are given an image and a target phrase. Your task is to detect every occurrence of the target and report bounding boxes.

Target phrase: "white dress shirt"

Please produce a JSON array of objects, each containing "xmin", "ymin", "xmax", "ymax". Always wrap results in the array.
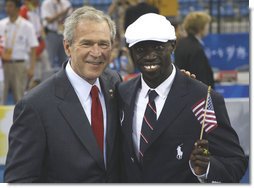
[
  {"xmin": 0, "ymin": 16, "xmax": 38, "ymax": 60},
  {"xmin": 65, "ymin": 61, "xmax": 107, "ymax": 165},
  {"xmin": 132, "ymin": 64, "xmax": 176, "ymax": 158},
  {"xmin": 41, "ymin": 0, "xmax": 72, "ymax": 31},
  {"xmin": 132, "ymin": 64, "xmax": 209, "ymax": 181},
  {"xmin": 25, "ymin": 7, "xmax": 43, "ymax": 37}
]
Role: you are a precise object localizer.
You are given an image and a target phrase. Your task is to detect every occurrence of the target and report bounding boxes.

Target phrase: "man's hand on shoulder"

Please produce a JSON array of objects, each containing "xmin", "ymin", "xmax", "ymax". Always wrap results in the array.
[{"xmin": 180, "ymin": 69, "xmax": 196, "ymax": 79}]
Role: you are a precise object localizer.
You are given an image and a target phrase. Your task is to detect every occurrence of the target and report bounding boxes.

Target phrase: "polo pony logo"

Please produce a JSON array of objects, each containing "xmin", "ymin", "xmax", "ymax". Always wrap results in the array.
[{"xmin": 176, "ymin": 144, "xmax": 183, "ymax": 160}]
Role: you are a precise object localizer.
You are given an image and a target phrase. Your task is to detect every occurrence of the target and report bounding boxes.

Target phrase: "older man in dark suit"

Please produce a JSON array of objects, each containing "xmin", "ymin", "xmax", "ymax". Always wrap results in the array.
[
  {"xmin": 4, "ymin": 6, "xmax": 121, "ymax": 183},
  {"xmin": 118, "ymin": 13, "xmax": 247, "ymax": 183}
]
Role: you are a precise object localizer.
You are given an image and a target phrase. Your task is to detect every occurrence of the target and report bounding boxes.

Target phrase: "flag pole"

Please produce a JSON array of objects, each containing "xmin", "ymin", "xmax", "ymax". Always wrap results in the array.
[{"xmin": 199, "ymin": 86, "xmax": 211, "ymax": 140}]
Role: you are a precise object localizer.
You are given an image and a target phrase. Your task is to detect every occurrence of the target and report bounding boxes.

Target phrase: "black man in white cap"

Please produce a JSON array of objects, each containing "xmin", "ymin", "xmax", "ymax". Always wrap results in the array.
[{"xmin": 118, "ymin": 13, "xmax": 247, "ymax": 183}]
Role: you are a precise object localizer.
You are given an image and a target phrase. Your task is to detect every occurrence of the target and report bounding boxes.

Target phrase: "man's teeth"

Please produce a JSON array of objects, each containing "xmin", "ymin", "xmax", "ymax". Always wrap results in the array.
[
  {"xmin": 144, "ymin": 65, "xmax": 158, "ymax": 69},
  {"xmin": 90, "ymin": 62, "xmax": 101, "ymax": 65}
]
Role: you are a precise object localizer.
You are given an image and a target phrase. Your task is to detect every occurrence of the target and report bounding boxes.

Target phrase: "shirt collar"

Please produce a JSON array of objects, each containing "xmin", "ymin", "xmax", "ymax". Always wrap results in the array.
[
  {"xmin": 140, "ymin": 64, "xmax": 176, "ymax": 99},
  {"xmin": 65, "ymin": 60, "xmax": 102, "ymax": 102},
  {"xmin": 6, "ymin": 16, "xmax": 21, "ymax": 25}
]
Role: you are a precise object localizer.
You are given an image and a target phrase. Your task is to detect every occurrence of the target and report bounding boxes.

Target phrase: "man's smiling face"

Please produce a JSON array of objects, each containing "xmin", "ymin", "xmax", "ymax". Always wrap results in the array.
[{"xmin": 130, "ymin": 40, "xmax": 175, "ymax": 88}]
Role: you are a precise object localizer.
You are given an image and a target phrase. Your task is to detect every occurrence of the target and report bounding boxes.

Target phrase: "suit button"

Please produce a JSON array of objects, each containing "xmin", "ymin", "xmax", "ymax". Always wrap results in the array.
[{"xmin": 131, "ymin": 157, "xmax": 134, "ymax": 163}]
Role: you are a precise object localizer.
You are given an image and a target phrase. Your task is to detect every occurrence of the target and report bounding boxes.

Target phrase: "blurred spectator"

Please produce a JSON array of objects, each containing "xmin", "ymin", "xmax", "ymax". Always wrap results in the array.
[
  {"xmin": 0, "ymin": 0, "xmax": 38, "ymax": 104},
  {"xmin": 0, "ymin": 66, "xmax": 3, "ymax": 105},
  {"xmin": 108, "ymin": 0, "xmax": 159, "ymax": 48},
  {"xmin": 124, "ymin": 0, "xmax": 159, "ymax": 31},
  {"xmin": 171, "ymin": 19, "xmax": 187, "ymax": 43},
  {"xmin": 0, "ymin": 36, "xmax": 4, "ymax": 104},
  {"xmin": 108, "ymin": 0, "xmax": 135, "ymax": 47},
  {"xmin": 108, "ymin": 44, "xmax": 121, "ymax": 72},
  {"xmin": 108, "ymin": 43, "xmax": 134, "ymax": 77},
  {"xmin": 119, "ymin": 47, "xmax": 135, "ymax": 75},
  {"xmin": 41, "ymin": 0, "xmax": 72, "ymax": 71},
  {"xmin": 147, "ymin": 0, "xmax": 178, "ymax": 17},
  {"xmin": 174, "ymin": 11, "xmax": 215, "ymax": 88},
  {"xmin": 20, "ymin": 0, "xmax": 52, "ymax": 89}
]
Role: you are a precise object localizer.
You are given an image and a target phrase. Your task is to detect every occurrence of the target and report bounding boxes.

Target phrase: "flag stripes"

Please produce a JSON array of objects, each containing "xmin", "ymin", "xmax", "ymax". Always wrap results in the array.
[{"xmin": 192, "ymin": 94, "xmax": 218, "ymax": 133}]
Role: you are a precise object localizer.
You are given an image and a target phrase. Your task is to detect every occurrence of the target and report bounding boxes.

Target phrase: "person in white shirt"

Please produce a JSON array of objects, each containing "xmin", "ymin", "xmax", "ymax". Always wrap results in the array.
[
  {"xmin": 41, "ymin": 0, "xmax": 72, "ymax": 71},
  {"xmin": 0, "ymin": 0, "xmax": 38, "ymax": 104},
  {"xmin": 20, "ymin": 0, "xmax": 52, "ymax": 88}
]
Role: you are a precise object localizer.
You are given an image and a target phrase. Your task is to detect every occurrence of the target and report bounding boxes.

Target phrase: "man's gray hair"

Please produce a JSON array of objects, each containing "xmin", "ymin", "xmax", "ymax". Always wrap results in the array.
[{"xmin": 64, "ymin": 6, "xmax": 116, "ymax": 45}]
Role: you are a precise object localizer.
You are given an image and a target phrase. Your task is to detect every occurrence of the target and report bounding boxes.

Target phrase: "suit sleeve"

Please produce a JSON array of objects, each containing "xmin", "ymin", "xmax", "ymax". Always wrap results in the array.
[
  {"xmin": 205, "ymin": 92, "xmax": 248, "ymax": 183},
  {"xmin": 4, "ymin": 100, "xmax": 46, "ymax": 183}
]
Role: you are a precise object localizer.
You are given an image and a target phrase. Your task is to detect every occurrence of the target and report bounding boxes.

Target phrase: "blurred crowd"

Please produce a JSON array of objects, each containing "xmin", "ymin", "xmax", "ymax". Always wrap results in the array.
[
  {"xmin": 0, "ymin": 0, "xmax": 214, "ymax": 105},
  {"xmin": 0, "ymin": 0, "xmax": 72, "ymax": 105}
]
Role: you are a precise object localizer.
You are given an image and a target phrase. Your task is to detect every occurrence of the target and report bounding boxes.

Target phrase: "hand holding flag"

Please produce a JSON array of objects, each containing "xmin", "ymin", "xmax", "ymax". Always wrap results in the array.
[
  {"xmin": 190, "ymin": 139, "xmax": 210, "ymax": 176},
  {"xmin": 190, "ymin": 86, "xmax": 216, "ymax": 176}
]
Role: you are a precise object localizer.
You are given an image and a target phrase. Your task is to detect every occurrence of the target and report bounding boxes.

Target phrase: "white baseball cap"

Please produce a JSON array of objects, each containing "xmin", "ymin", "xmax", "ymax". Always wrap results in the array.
[{"xmin": 125, "ymin": 13, "xmax": 176, "ymax": 47}]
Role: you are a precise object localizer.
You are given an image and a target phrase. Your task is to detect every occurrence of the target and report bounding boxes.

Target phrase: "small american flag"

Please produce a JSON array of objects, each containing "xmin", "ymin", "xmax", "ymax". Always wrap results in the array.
[{"xmin": 192, "ymin": 93, "xmax": 218, "ymax": 133}]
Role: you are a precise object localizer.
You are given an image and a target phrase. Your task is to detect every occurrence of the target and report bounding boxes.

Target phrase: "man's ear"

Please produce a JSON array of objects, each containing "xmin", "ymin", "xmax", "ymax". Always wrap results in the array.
[{"xmin": 63, "ymin": 40, "xmax": 71, "ymax": 57}]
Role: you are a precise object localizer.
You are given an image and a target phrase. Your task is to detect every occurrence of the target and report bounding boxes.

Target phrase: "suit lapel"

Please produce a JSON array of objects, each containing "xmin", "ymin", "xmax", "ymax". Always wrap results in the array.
[
  {"xmin": 55, "ymin": 69, "xmax": 105, "ymax": 170},
  {"xmin": 121, "ymin": 76, "xmax": 141, "ymax": 159},
  {"xmin": 143, "ymin": 70, "xmax": 189, "ymax": 153},
  {"xmin": 99, "ymin": 74, "xmax": 117, "ymax": 166}
]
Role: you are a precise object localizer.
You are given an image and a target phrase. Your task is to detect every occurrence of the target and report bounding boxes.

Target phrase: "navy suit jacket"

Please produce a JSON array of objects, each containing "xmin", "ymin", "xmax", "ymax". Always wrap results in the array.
[
  {"xmin": 118, "ymin": 68, "xmax": 247, "ymax": 183},
  {"xmin": 4, "ymin": 63, "xmax": 122, "ymax": 182}
]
